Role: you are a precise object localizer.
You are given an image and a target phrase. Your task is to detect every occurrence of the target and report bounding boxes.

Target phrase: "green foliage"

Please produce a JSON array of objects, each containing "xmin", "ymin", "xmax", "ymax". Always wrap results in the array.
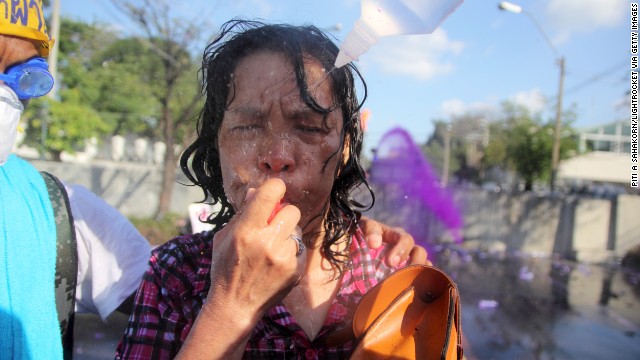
[
  {"xmin": 60, "ymin": 25, "xmax": 162, "ymax": 136},
  {"xmin": 21, "ymin": 20, "xmax": 111, "ymax": 156},
  {"xmin": 21, "ymin": 17, "xmax": 201, "ymax": 161},
  {"xmin": 88, "ymin": 38, "xmax": 161, "ymax": 136},
  {"xmin": 507, "ymin": 117, "xmax": 553, "ymax": 190},
  {"xmin": 421, "ymin": 101, "xmax": 580, "ymax": 190},
  {"xmin": 23, "ymin": 97, "xmax": 109, "ymax": 159},
  {"xmin": 479, "ymin": 121, "xmax": 506, "ymax": 170},
  {"xmin": 481, "ymin": 102, "xmax": 579, "ymax": 190}
]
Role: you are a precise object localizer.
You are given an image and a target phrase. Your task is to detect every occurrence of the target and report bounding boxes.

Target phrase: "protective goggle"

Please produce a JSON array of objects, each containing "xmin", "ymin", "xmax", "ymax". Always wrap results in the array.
[{"xmin": 0, "ymin": 57, "xmax": 54, "ymax": 99}]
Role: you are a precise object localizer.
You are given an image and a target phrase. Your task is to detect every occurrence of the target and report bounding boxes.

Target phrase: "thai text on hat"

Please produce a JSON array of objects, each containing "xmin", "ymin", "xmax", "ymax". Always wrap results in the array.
[{"xmin": 0, "ymin": 0, "xmax": 53, "ymax": 56}]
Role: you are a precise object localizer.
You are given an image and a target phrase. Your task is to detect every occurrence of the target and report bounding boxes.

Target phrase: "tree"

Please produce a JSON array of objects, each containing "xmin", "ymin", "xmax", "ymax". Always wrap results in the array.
[
  {"xmin": 88, "ymin": 37, "xmax": 161, "ymax": 136},
  {"xmin": 21, "ymin": 19, "xmax": 117, "ymax": 160},
  {"xmin": 479, "ymin": 121, "xmax": 508, "ymax": 179},
  {"xmin": 481, "ymin": 102, "xmax": 579, "ymax": 191},
  {"xmin": 422, "ymin": 120, "xmax": 454, "ymax": 177},
  {"xmin": 507, "ymin": 115, "xmax": 553, "ymax": 191},
  {"xmin": 422, "ymin": 114, "xmax": 489, "ymax": 185},
  {"xmin": 23, "ymin": 98, "xmax": 108, "ymax": 160},
  {"xmin": 109, "ymin": 0, "xmax": 209, "ymax": 217}
]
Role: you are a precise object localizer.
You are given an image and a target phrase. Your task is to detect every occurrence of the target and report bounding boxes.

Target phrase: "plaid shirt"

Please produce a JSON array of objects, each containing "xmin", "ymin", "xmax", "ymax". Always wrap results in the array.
[{"xmin": 116, "ymin": 227, "xmax": 402, "ymax": 360}]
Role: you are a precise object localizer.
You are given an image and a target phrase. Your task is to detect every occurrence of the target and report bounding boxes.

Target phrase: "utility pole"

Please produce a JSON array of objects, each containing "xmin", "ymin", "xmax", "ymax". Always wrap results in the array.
[
  {"xmin": 498, "ymin": 1, "xmax": 565, "ymax": 192},
  {"xmin": 48, "ymin": 0, "xmax": 60, "ymax": 98},
  {"xmin": 41, "ymin": 0, "xmax": 60, "ymax": 159},
  {"xmin": 550, "ymin": 56, "xmax": 565, "ymax": 192}
]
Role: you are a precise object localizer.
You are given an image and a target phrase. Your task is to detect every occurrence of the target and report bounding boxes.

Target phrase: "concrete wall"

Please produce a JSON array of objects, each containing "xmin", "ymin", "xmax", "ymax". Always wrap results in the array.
[
  {"xmin": 365, "ymin": 185, "xmax": 639, "ymax": 263},
  {"xmin": 31, "ymin": 160, "xmax": 640, "ymax": 262},
  {"xmin": 31, "ymin": 159, "xmax": 204, "ymax": 218},
  {"xmin": 458, "ymin": 191, "xmax": 639, "ymax": 262},
  {"xmin": 456, "ymin": 191, "xmax": 564, "ymax": 256},
  {"xmin": 572, "ymin": 198, "xmax": 611, "ymax": 263}
]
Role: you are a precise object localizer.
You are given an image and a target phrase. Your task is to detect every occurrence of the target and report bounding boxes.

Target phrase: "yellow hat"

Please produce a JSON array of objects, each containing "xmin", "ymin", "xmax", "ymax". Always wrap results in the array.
[{"xmin": 0, "ymin": 0, "xmax": 53, "ymax": 56}]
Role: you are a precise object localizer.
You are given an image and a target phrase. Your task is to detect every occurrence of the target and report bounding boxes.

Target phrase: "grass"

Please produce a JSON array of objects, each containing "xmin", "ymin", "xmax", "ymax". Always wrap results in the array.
[{"xmin": 128, "ymin": 212, "xmax": 187, "ymax": 246}]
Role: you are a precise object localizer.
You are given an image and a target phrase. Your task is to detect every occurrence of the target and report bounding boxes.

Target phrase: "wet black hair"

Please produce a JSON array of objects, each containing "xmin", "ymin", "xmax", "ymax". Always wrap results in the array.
[{"xmin": 180, "ymin": 19, "xmax": 373, "ymax": 271}]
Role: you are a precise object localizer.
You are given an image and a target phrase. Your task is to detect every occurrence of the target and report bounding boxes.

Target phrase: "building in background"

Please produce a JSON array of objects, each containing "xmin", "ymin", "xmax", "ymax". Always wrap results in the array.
[
  {"xmin": 578, "ymin": 120, "xmax": 630, "ymax": 154},
  {"xmin": 558, "ymin": 120, "xmax": 634, "ymax": 196}
]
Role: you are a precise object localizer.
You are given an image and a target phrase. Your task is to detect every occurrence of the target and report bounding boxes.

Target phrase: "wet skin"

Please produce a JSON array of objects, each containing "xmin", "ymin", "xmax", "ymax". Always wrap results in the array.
[
  {"xmin": 179, "ymin": 51, "xmax": 427, "ymax": 359},
  {"xmin": 218, "ymin": 50, "xmax": 343, "ymax": 235},
  {"xmin": 0, "ymin": 35, "xmax": 40, "ymax": 79},
  {"xmin": 183, "ymin": 51, "xmax": 347, "ymax": 359}
]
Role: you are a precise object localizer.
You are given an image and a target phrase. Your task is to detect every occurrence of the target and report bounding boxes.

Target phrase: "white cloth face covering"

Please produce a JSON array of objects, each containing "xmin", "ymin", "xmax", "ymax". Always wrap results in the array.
[{"xmin": 0, "ymin": 84, "xmax": 24, "ymax": 166}]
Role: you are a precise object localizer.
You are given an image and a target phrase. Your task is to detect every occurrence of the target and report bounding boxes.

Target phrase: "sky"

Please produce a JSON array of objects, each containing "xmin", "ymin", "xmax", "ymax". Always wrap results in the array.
[{"xmin": 59, "ymin": 0, "xmax": 630, "ymax": 155}]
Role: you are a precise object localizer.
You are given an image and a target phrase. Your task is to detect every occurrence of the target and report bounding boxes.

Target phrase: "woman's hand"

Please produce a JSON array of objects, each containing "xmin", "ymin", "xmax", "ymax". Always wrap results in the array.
[
  {"xmin": 359, "ymin": 216, "xmax": 431, "ymax": 267},
  {"xmin": 178, "ymin": 179, "xmax": 304, "ymax": 359},
  {"xmin": 208, "ymin": 178, "xmax": 305, "ymax": 316}
]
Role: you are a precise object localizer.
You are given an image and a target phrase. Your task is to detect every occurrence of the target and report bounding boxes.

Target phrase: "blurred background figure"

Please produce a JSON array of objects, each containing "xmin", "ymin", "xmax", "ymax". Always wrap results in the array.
[{"xmin": 1, "ymin": 1, "xmax": 68, "ymax": 358}]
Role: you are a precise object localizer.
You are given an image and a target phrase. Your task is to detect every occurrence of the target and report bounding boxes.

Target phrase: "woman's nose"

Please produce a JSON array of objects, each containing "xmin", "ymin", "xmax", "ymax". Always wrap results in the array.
[{"xmin": 258, "ymin": 133, "xmax": 296, "ymax": 174}]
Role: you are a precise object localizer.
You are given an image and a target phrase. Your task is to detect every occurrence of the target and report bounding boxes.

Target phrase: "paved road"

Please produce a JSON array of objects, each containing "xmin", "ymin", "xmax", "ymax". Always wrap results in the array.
[
  {"xmin": 437, "ymin": 249, "xmax": 640, "ymax": 360},
  {"xmin": 74, "ymin": 312, "xmax": 128, "ymax": 359},
  {"xmin": 73, "ymin": 249, "xmax": 640, "ymax": 359}
]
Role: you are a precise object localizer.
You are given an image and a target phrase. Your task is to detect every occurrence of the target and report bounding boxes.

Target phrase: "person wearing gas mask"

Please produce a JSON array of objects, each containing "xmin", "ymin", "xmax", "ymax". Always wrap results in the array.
[
  {"xmin": 0, "ymin": 2, "xmax": 67, "ymax": 358},
  {"xmin": 1, "ymin": 3, "xmax": 152, "ymax": 359}
]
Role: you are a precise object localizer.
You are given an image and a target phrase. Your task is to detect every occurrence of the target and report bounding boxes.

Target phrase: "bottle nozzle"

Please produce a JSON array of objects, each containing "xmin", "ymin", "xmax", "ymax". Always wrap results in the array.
[
  {"xmin": 335, "ymin": 0, "xmax": 464, "ymax": 68},
  {"xmin": 335, "ymin": 51, "xmax": 353, "ymax": 69},
  {"xmin": 334, "ymin": 19, "xmax": 378, "ymax": 68}
]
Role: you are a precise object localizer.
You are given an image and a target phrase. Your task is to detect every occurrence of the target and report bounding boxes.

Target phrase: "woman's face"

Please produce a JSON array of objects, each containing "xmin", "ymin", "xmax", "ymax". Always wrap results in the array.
[{"xmin": 217, "ymin": 50, "xmax": 344, "ymax": 232}]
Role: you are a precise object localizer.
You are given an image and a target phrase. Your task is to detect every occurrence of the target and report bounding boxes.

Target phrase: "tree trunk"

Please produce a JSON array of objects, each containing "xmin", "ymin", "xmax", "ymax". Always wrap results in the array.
[
  {"xmin": 156, "ymin": 99, "xmax": 175, "ymax": 218},
  {"xmin": 524, "ymin": 178, "xmax": 533, "ymax": 191},
  {"xmin": 51, "ymin": 150, "xmax": 63, "ymax": 162}
]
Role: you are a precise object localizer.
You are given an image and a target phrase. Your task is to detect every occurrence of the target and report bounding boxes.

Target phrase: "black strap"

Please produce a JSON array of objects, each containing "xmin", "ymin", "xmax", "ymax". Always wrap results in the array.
[{"xmin": 41, "ymin": 172, "xmax": 78, "ymax": 360}]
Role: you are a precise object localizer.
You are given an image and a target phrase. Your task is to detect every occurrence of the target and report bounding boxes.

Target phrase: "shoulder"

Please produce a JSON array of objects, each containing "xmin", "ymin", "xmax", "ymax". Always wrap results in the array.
[
  {"xmin": 335, "ymin": 228, "xmax": 403, "ymax": 304},
  {"xmin": 146, "ymin": 232, "xmax": 214, "ymax": 295},
  {"xmin": 350, "ymin": 227, "xmax": 395, "ymax": 270},
  {"xmin": 343, "ymin": 228, "xmax": 402, "ymax": 293},
  {"xmin": 151, "ymin": 231, "xmax": 213, "ymax": 266}
]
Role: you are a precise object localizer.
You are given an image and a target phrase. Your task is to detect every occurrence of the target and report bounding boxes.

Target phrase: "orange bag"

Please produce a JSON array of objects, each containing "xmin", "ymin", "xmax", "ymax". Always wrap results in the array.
[{"xmin": 326, "ymin": 265, "xmax": 463, "ymax": 359}]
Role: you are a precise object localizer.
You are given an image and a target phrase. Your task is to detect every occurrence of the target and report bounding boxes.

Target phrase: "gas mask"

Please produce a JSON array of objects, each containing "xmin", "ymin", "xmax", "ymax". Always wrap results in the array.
[{"xmin": 0, "ymin": 84, "xmax": 25, "ymax": 166}]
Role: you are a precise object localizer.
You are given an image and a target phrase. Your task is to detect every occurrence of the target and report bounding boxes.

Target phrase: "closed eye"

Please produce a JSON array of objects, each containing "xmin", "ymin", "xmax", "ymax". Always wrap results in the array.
[
  {"xmin": 287, "ymin": 107, "xmax": 331, "ymax": 135},
  {"xmin": 230, "ymin": 124, "xmax": 263, "ymax": 138},
  {"xmin": 297, "ymin": 125, "xmax": 326, "ymax": 134},
  {"xmin": 233, "ymin": 124, "xmax": 260, "ymax": 130}
]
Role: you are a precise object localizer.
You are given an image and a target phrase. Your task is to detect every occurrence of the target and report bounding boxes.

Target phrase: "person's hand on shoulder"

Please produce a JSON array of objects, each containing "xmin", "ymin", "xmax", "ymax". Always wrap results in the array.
[{"xmin": 359, "ymin": 216, "xmax": 430, "ymax": 267}]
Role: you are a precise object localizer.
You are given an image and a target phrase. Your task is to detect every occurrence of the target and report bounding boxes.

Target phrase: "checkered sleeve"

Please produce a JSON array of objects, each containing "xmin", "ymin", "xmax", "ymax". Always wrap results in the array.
[{"xmin": 116, "ymin": 236, "xmax": 207, "ymax": 360}]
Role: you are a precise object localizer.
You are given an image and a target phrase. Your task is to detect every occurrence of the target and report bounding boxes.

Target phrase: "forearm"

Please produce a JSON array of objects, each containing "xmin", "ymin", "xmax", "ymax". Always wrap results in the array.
[
  {"xmin": 176, "ymin": 180, "xmax": 304, "ymax": 358},
  {"xmin": 175, "ymin": 298, "xmax": 258, "ymax": 360}
]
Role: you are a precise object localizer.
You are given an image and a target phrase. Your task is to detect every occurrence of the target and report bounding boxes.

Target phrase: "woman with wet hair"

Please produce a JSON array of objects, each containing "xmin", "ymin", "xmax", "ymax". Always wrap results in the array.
[
  {"xmin": 186, "ymin": 19, "xmax": 372, "ymax": 271},
  {"xmin": 117, "ymin": 19, "xmax": 425, "ymax": 359}
]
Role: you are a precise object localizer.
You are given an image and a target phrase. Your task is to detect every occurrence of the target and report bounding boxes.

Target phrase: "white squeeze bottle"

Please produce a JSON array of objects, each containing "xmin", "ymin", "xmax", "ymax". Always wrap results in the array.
[{"xmin": 335, "ymin": 0, "xmax": 464, "ymax": 68}]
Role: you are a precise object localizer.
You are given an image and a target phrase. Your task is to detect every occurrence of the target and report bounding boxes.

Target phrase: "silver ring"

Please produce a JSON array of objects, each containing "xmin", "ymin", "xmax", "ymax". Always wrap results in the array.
[{"xmin": 289, "ymin": 235, "xmax": 305, "ymax": 256}]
